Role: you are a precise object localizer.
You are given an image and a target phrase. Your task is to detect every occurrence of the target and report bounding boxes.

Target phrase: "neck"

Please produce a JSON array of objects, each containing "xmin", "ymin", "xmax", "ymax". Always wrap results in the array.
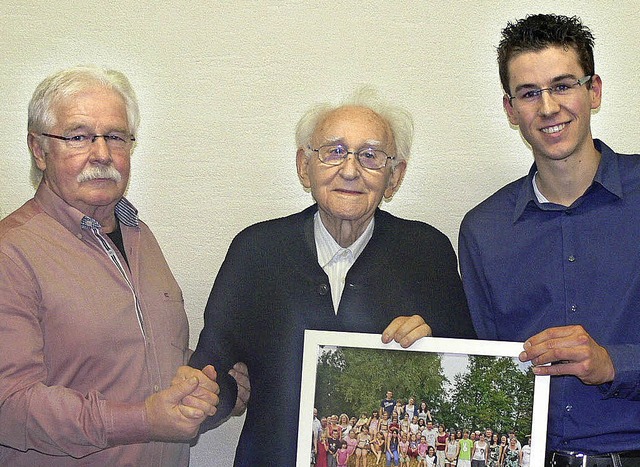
[
  {"xmin": 534, "ymin": 145, "xmax": 601, "ymax": 207},
  {"xmin": 319, "ymin": 210, "xmax": 373, "ymax": 248},
  {"xmin": 87, "ymin": 205, "xmax": 119, "ymax": 232}
]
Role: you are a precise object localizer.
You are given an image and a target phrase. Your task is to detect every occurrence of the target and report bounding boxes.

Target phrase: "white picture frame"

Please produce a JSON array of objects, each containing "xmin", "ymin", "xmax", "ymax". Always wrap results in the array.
[{"xmin": 297, "ymin": 330, "xmax": 550, "ymax": 466}]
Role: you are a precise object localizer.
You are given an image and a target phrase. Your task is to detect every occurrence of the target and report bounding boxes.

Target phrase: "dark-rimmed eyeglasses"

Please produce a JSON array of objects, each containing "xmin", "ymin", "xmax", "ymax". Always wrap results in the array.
[
  {"xmin": 508, "ymin": 75, "xmax": 592, "ymax": 104},
  {"xmin": 41, "ymin": 132, "xmax": 136, "ymax": 151},
  {"xmin": 308, "ymin": 144, "xmax": 394, "ymax": 170}
]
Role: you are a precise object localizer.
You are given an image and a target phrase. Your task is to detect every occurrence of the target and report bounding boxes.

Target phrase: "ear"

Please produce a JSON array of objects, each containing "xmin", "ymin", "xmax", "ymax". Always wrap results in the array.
[
  {"xmin": 589, "ymin": 74, "xmax": 603, "ymax": 110},
  {"xmin": 28, "ymin": 133, "xmax": 47, "ymax": 171},
  {"xmin": 384, "ymin": 160, "xmax": 407, "ymax": 199},
  {"xmin": 503, "ymin": 95, "xmax": 519, "ymax": 126},
  {"xmin": 296, "ymin": 147, "xmax": 312, "ymax": 189}
]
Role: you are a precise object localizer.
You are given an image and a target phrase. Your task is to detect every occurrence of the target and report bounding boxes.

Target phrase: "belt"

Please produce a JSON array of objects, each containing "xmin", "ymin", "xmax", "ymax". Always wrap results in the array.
[{"xmin": 547, "ymin": 451, "xmax": 640, "ymax": 467}]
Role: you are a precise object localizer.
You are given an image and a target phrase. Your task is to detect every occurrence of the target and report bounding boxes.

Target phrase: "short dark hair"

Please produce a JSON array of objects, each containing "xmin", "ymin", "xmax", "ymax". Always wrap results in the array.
[{"xmin": 497, "ymin": 14, "xmax": 595, "ymax": 94}]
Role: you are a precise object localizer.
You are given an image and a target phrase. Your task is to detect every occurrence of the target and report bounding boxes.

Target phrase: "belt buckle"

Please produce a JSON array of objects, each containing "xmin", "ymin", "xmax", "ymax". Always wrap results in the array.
[{"xmin": 552, "ymin": 451, "xmax": 587, "ymax": 467}]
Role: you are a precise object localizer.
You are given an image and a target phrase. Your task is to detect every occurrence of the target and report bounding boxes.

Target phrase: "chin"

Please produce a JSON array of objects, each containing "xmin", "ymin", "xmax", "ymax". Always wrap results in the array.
[
  {"xmin": 82, "ymin": 193, "xmax": 122, "ymax": 206},
  {"xmin": 534, "ymin": 141, "xmax": 578, "ymax": 161},
  {"xmin": 334, "ymin": 211, "xmax": 369, "ymax": 222},
  {"xmin": 85, "ymin": 186, "xmax": 125, "ymax": 200}
]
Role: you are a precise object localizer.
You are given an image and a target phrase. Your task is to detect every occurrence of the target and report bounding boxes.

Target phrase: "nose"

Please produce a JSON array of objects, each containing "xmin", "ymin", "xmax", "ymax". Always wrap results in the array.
[
  {"xmin": 538, "ymin": 90, "xmax": 561, "ymax": 116},
  {"xmin": 89, "ymin": 136, "xmax": 113, "ymax": 164},
  {"xmin": 338, "ymin": 153, "xmax": 360, "ymax": 179}
]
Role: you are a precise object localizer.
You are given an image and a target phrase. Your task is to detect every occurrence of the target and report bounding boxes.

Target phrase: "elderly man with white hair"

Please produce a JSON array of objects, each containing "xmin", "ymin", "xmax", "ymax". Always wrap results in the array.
[
  {"xmin": 0, "ymin": 66, "xmax": 221, "ymax": 466},
  {"xmin": 190, "ymin": 88, "xmax": 476, "ymax": 466}
]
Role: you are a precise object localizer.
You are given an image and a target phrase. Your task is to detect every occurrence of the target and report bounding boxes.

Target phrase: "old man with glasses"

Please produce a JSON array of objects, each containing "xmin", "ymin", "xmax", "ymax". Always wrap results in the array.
[
  {"xmin": 0, "ymin": 66, "xmax": 220, "ymax": 466},
  {"xmin": 189, "ymin": 88, "xmax": 475, "ymax": 466}
]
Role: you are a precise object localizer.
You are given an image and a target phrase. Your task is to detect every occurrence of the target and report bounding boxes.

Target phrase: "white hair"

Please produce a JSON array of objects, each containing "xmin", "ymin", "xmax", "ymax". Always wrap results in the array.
[
  {"xmin": 28, "ymin": 65, "xmax": 139, "ymax": 134},
  {"xmin": 295, "ymin": 87, "xmax": 414, "ymax": 166}
]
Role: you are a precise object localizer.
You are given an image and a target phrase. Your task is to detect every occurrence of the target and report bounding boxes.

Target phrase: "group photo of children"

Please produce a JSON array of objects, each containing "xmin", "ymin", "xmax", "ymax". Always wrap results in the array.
[{"xmin": 311, "ymin": 395, "xmax": 532, "ymax": 467}]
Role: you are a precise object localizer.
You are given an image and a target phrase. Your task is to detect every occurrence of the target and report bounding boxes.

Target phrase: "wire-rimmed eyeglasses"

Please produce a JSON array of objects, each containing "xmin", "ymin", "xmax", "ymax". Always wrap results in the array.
[{"xmin": 308, "ymin": 144, "xmax": 395, "ymax": 170}]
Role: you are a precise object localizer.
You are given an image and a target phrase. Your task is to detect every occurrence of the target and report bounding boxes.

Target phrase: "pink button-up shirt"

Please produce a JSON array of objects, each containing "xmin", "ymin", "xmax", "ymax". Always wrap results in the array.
[{"xmin": 0, "ymin": 182, "xmax": 190, "ymax": 466}]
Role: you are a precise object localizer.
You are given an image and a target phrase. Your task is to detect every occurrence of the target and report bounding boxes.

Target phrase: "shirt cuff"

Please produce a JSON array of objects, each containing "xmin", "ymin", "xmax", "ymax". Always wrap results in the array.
[
  {"xmin": 599, "ymin": 344, "xmax": 640, "ymax": 400},
  {"xmin": 102, "ymin": 400, "xmax": 151, "ymax": 446}
]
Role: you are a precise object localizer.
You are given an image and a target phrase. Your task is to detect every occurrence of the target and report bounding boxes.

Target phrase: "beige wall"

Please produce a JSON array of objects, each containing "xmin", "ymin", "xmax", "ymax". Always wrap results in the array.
[{"xmin": 2, "ymin": 1, "xmax": 639, "ymax": 464}]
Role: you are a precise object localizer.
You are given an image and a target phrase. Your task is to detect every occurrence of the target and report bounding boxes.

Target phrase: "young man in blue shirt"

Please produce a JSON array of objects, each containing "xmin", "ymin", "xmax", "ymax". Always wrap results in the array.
[{"xmin": 459, "ymin": 14, "xmax": 640, "ymax": 466}]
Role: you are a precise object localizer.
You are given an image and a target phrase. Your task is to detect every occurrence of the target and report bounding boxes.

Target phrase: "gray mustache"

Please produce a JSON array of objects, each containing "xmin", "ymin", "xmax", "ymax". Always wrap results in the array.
[{"xmin": 76, "ymin": 166, "xmax": 122, "ymax": 183}]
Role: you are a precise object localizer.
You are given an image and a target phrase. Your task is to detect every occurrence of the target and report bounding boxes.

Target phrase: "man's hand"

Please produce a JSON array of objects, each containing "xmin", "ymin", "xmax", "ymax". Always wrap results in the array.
[
  {"xmin": 381, "ymin": 315, "xmax": 432, "ymax": 348},
  {"xmin": 145, "ymin": 377, "xmax": 209, "ymax": 441},
  {"xmin": 229, "ymin": 362, "xmax": 250, "ymax": 416},
  {"xmin": 172, "ymin": 365, "xmax": 219, "ymax": 418},
  {"xmin": 519, "ymin": 325, "xmax": 615, "ymax": 385}
]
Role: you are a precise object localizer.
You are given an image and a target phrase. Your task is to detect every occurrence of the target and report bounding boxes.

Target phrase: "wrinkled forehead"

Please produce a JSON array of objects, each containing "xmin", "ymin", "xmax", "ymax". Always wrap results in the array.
[
  {"xmin": 312, "ymin": 105, "xmax": 393, "ymax": 148},
  {"xmin": 51, "ymin": 86, "xmax": 128, "ymax": 129}
]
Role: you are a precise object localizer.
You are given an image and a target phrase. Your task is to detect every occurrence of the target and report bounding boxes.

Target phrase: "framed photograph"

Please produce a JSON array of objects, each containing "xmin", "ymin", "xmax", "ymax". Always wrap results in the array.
[{"xmin": 298, "ymin": 330, "xmax": 549, "ymax": 466}]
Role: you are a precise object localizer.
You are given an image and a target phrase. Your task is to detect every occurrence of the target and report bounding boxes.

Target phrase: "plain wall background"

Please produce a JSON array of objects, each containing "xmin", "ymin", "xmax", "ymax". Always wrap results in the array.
[{"xmin": 1, "ymin": 1, "xmax": 639, "ymax": 464}]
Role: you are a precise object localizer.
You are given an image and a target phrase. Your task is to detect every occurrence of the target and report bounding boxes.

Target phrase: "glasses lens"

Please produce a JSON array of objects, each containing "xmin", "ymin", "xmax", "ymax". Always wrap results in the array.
[
  {"xmin": 357, "ymin": 149, "xmax": 386, "ymax": 169},
  {"xmin": 548, "ymin": 83, "xmax": 570, "ymax": 96},
  {"xmin": 515, "ymin": 89, "xmax": 541, "ymax": 101},
  {"xmin": 65, "ymin": 134, "xmax": 91, "ymax": 149},
  {"xmin": 103, "ymin": 133, "xmax": 130, "ymax": 150},
  {"xmin": 319, "ymin": 145, "xmax": 347, "ymax": 165}
]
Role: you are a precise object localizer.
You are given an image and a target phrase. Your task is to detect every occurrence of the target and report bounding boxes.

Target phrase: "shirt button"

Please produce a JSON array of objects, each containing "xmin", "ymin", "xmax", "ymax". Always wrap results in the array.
[
  {"xmin": 317, "ymin": 284, "xmax": 329, "ymax": 295},
  {"xmin": 569, "ymin": 304, "xmax": 577, "ymax": 313},
  {"xmin": 154, "ymin": 385, "xmax": 160, "ymax": 392},
  {"xmin": 76, "ymin": 233, "xmax": 83, "ymax": 239},
  {"xmin": 565, "ymin": 405, "xmax": 572, "ymax": 412},
  {"xmin": 347, "ymin": 283, "xmax": 355, "ymax": 289},
  {"xmin": 568, "ymin": 255, "xmax": 576, "ymax": 262}
]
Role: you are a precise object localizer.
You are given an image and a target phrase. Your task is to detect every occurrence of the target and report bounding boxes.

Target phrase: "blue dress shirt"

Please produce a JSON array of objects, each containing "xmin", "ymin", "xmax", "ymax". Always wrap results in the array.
[{"xmin": 459, "ymin": 140, "xmax": 640, "ymax": 454}]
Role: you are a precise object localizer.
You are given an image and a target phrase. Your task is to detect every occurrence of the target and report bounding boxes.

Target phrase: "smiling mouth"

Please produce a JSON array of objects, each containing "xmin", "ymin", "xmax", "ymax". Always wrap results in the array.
[
  {"xmin": 541, "ymin": 123, "xmax": 567, "ymax": 134},
  {"xmin": 334, "ymin": 189, "xmax": 363, "ymax": 195}
]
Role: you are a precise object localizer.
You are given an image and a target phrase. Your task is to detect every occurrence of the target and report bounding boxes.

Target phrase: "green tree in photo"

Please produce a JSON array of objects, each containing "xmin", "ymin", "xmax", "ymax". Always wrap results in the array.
[
  {"xmin": 449, "ymin": 355, "xmax": 534, "ymax": 436},
  {"xmin": 314, "ymin": 347, "xmax": 349, "ymax": 417},
  {"xmin": 315, "ymin": 347, "xmax": 446, "ymax": 417}
]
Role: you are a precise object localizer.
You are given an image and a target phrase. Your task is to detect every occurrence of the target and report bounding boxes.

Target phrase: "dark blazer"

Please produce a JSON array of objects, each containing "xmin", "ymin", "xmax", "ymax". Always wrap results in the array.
[{"xmin": 189, "ymin": 205, "xmax": 475, "ymax": 466}]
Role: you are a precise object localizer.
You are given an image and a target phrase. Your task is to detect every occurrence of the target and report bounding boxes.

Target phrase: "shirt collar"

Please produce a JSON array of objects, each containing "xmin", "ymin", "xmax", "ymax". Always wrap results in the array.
[
  {"xmin": 314, "ymin": 211, "xmax": 374, "ymax": 268},
  {"xmin": 513, "ymin": 139, "xmax": 621, "ymax": 222},
  {"xmin": 113, "ymin": 198, "xmax": 139, "ymax": 227},
  {"xmin": 79, "ymin": 198, "xmax": 138, "ymax": 230}
]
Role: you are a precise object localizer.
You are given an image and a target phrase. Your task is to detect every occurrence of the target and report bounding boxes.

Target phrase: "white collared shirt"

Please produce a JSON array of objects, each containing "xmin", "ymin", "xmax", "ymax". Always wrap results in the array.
[{"xmin": 314, "ymin": 211, "xmax": 374, "ymax": 313}]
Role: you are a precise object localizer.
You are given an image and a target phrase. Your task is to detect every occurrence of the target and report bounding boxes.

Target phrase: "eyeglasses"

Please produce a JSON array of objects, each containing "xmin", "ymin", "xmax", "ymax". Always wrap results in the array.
[
  {"xmin": 41, "ymin": 132, "xmax": 136, "ymax": 151},
  {"xmin": 309, "ymin": 144, "xmax": 395, "ymax": 170},
  {"xmin": 508, "ymin": 75, "xmax": 592, "ymax": 104}
]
